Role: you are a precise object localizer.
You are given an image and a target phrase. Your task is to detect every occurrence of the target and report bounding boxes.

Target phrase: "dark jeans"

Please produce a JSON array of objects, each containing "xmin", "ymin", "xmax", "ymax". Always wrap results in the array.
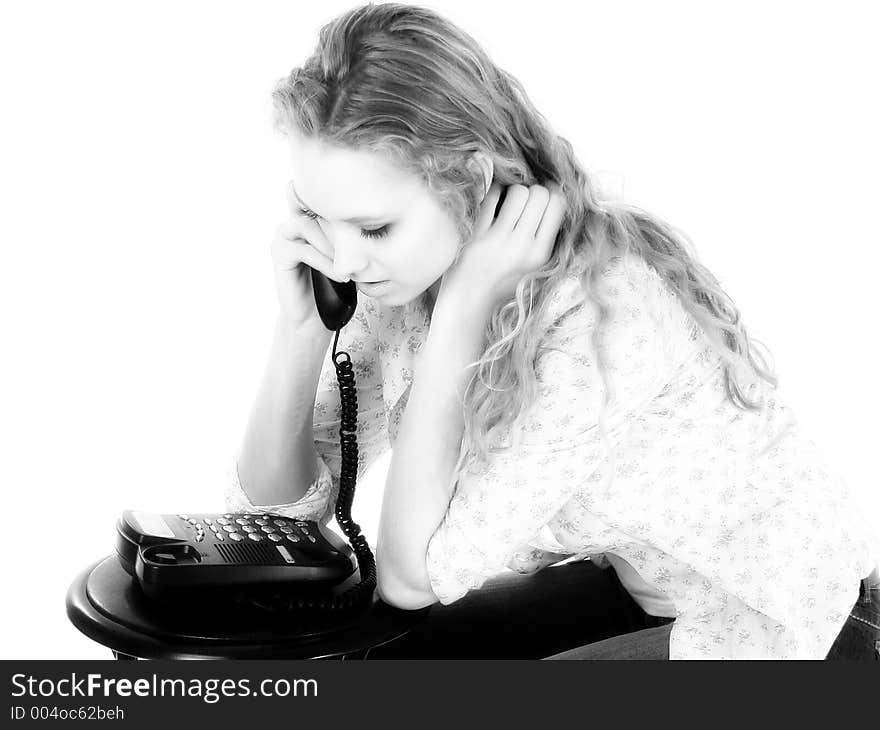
[
  {"xmin": 368, "ymin": 559, "xmax": 673, "ymax": 659},
  {"xmin": 826, "ymin": 565, "xmax": 880, "ymax": 661},
  {"xmin": 368, "ymin": 559, "xmax": 880, "ymax": 660}
]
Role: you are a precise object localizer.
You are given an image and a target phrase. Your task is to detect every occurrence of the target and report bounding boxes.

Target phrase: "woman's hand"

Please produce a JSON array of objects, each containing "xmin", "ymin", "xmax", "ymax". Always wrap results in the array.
[
  {"xmin": 507, "ymin": 545, "xmax": 576, "ymax": 574},
  {"xmin": 439, "ymin": 182, "xmax": 566, "ymax": 308},
  {"xmin": 270, "ymin": 181, "xmax": 348, "ymax": 328}
]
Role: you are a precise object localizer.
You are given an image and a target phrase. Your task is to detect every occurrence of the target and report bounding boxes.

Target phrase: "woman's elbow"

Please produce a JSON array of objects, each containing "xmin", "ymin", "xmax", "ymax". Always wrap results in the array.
[{"xmin": 376, "ymin": 574, "xmax": 439, "ymax": 611}]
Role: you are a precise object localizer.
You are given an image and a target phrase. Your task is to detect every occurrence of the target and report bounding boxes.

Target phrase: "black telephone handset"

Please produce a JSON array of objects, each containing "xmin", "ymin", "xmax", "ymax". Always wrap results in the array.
[{"xmin": 310, "ymin": 268, "xmax": 357, "ymax": 331}]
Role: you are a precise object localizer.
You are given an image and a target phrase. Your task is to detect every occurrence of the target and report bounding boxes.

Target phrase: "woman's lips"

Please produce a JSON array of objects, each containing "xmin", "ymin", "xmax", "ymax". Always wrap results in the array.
[{"xmin": 356, "ymin": 280, "xmax": 391, "ymax": 295}]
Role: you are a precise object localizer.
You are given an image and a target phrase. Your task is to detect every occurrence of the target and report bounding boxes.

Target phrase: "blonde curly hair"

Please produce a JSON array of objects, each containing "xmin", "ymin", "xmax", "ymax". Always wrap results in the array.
[{"xmin": 270, "ymin": 2, "xmax": 778, "ymax": 489}]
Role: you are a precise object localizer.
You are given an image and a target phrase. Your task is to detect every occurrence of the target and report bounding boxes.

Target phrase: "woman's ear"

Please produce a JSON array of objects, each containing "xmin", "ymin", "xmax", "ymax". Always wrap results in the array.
[{"xmin": 468, "ymin": 151, "xmax": 494, "ymax": 201}]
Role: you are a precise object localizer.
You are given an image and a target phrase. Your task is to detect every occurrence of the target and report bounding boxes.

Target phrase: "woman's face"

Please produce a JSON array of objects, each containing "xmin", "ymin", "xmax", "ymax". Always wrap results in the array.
[{"xmin": 286, "ymin": 133, "xmax": 462, "ymax": 307}]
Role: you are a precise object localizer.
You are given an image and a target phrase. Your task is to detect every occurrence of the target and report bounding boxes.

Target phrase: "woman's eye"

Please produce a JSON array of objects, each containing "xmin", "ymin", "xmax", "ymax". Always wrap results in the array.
[
  {"xmin": 361, "ymin": 226, "xmax": 390, "ymax": 239},
  {"xmin": 298, "ymin": 207, "xmax": 390, "ymax": 239}
]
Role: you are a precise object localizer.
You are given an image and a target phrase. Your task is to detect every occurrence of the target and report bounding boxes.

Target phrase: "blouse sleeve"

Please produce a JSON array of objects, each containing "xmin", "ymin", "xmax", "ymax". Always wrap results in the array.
[
  {"xmin": 425, "ymin": 255, "xmax": 702, "ymax": 604},
  {"xmin": 224, "ymin": 302, "xmax": 390, "ymax": 525}
]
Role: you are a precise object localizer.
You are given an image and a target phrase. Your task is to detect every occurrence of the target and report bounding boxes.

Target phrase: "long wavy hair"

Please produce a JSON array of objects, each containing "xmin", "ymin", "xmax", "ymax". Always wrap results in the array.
[{"xmin": 270, "ymin": 2, "xmax": 778, "ymax": 489}]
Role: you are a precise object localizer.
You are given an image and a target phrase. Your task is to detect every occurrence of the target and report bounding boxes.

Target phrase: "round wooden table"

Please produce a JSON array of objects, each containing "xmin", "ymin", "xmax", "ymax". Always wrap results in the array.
[{"xmin": 66, "ymin": 556, "xmax": 429, "ymax": 660}]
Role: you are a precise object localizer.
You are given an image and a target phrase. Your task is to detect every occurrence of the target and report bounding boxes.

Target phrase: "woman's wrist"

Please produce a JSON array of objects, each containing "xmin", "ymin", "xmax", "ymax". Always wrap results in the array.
[
  {"xmin": 275, "ymin": 310, "xmax": 333, "ymax": 340},
  {"xmin": 435, "ymin": 275, "xmax": 497, "ymax": 322}
]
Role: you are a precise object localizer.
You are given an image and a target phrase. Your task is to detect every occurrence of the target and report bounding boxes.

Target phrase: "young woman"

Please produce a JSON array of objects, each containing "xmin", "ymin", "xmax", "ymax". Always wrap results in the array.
[{"xmin": 224, "ymin": 3, "xmax": 879, "ymax": 659}]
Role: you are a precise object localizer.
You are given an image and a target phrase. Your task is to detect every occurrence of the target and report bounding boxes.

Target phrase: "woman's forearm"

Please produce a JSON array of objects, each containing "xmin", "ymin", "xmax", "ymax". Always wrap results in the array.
[
  {"xmin": 237, "ymin": 315, "xmax": 333, "ymax": 506},
  {"xmin": 376, "ymin": 284, "xmax": 495, "ymax": 606}
]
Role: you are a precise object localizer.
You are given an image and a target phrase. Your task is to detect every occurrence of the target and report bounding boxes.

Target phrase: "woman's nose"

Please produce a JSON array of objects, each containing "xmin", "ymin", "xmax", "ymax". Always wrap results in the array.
[{"xmin": 330, "ymin": 232, "xmax": 369, "ymax": 282}]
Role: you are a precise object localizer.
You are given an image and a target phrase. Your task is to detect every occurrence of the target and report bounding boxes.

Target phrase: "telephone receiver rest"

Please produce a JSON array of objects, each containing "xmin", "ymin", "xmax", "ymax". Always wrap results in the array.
[{"xmin": 311, "ymin": 268, "xmax": 357, "ymax": 331}]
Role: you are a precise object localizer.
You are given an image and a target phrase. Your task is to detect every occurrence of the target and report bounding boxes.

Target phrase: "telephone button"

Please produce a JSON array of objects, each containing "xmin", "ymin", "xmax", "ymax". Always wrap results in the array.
[
  {"xmin": 268, "ymin": 534, "xmax": 283, "ymax": 542},
  {"xmin": 279, "ymin": 526, "xmax": 294, "ymax": 534},
  {"xmin": 241, "ymin": 525, "xmax": 256, "ymax": 533},
  {"xmin": 235, "ymin": 518, "xmax": 249, "ymax": 526},
  {"xmin": 247, "ymin": 533, "xmax": 264, "ymax": 542},
  {"xmin": 260, "ymin": 526, "xmax": 275, "ymax": 533},
  {"xmin": 222, "ymin": 525, "xmax": 236, "ymax": 533},
  {"xmin": 276, "ymin": 545, "xmax": 297, "ymax": 564},
  {"xmin": 203, "ymin": 518, "xmax": 213, "ymax": 525},
  {"xmin": 273, "ymin": 519, "xmax": 288, "ymax": 527},
  {"xmin": 217, "ymin": 518, "xmax": 230, "ymax": 525},
  {"xmin": 307, "ymin": 536, "xmax": 317, "ymax": 543},
  {"xmin": 214, "ymin": 532, "xmax": 224, "ymax": 541},
  {"xmin": 286, "ymin": 535, "xmax": 300, "ymax": 543},
  {"xmin": 228, "ymin": 533, "xmax": 243, "ymax": 541},
  {"xmin": 254, "ymin": 518, "xmax": 269, "ymax": 525}
]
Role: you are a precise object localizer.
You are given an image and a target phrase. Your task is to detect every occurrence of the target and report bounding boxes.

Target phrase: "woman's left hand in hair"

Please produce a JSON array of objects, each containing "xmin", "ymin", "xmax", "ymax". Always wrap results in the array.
[{"xmin": 439, "ymin": 182, "xmax": 566, "ymax": 308}]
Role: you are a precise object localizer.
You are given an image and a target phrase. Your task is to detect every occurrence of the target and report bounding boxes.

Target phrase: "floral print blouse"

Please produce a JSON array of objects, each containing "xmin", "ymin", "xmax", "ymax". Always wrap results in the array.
[{"xmin": 225, "ymin": 252, "xmax": 878, "ymax": 659}]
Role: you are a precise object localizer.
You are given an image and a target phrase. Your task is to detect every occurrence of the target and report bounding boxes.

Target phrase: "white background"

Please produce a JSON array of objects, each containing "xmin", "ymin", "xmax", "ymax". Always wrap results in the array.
[{"xmin": 1, "ymin": 0, "xmax": 877, "ymax": 659}]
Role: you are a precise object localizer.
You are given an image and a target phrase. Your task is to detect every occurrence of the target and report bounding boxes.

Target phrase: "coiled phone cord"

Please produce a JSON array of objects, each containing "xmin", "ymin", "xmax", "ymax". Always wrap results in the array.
[
  {"xmin": 239, "ymin": 328, "xmax": 377, "ymax": 617},
  {"xmin": 326, "ymin": 329, "xmax": 378, "ymax": 608}
]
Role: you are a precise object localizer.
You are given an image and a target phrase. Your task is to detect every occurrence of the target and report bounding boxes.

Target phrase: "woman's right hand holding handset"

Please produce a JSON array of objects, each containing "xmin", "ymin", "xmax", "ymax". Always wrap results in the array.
[{"xmin": 270, "ymin": 181, "xmax": 346, "ymax": 329}]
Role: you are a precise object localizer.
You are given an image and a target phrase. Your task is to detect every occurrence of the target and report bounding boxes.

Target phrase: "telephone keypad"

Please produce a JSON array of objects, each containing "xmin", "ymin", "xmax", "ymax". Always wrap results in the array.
[{"xmin": 164, "ymin": 513, "xmax": 328, "ymax": 549}]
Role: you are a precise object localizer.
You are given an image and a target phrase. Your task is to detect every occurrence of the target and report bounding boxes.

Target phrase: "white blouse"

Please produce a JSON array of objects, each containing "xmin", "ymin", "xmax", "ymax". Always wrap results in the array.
[{"xmin": 225, "ymin": 252, "xmax": 878, "ymax": 659}]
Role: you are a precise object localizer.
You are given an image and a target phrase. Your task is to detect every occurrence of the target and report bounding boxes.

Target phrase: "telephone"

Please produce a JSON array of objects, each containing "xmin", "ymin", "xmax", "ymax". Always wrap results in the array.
[
  {"xmin": 116, "ymin": 266, "xmax": 375, "ymax": 617},
  {"xmin": 116, "ymin": 509, "xmax": 357, "ymax": 599}
]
